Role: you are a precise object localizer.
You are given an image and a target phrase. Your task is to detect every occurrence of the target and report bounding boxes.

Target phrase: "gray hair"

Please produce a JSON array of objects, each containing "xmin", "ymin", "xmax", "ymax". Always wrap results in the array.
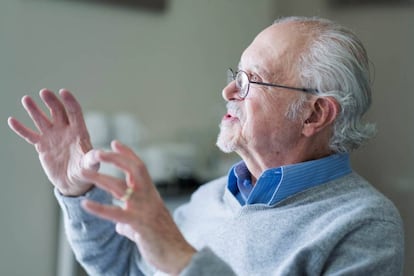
[{"xmin": 276, "ymin": 16, "xmax": 376, "ymax": 153}]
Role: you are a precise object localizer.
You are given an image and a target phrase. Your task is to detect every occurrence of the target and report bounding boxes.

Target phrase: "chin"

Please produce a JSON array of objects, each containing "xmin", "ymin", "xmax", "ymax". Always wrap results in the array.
[{"xmin": 216, "ymin": 128, "xmax": 238, "ymax": 153}]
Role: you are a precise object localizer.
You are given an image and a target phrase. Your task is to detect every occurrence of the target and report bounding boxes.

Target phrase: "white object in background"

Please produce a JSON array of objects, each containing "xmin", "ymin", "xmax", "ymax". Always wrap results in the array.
[
  {"xmin": 112, "ymin": 112, "xmax": 147, "ymax": 146},
  {"xmin": 141, "ymin": 146, "xmax": 175, "ymax": 184},
  {"xmin": 84, "ymin": 111, "xmax": 112, "ymax": 147},
  {"xmin": 141, "ymin": 143, "xmax": 199, "ymax": 185}
]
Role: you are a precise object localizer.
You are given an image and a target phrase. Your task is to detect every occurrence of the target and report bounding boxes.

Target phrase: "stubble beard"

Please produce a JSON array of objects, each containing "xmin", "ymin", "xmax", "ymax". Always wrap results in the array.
[
  {"xmin": 216, "ymin": 124, "xmax": 239, "ymax": 153},
  {"xmin": 216, "ymin": 102, "xmax": 244, "ymax": 153}
]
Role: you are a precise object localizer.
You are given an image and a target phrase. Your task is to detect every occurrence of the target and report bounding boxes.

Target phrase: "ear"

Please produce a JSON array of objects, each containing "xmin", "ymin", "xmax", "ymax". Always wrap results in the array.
[{"xmin": 302, "ymin": 96, "xmax": 340, "ymax": 137}]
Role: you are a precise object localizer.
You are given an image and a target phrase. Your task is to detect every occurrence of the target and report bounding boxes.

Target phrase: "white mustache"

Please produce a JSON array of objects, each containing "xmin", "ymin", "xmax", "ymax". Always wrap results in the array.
[{"xmin": 226, "ymin": 102, "xmax": 243, "ymax": 120}]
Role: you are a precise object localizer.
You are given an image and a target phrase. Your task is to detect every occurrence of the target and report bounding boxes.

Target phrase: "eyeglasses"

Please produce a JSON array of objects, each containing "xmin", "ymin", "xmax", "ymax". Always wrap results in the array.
[{"xmin": 227, "ymin": 68, "xmax": 318, "ymax": 99}]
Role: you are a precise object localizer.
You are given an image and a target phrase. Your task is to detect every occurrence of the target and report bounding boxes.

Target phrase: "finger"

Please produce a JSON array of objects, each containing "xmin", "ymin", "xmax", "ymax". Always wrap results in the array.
[
  {"xmin": 111, "ymin": 140, "xmax": 143, "ymax": 163},
  {"xmin": 110, "ymin": 140, "xmax": 149, "ymax": 177},
  {"xmin": 59, "ymin": 89, "xmax": 88, "ymax": 132},
  {"xmin": 39, "ymin": 89, "xmax": 69, "ymax": 126},
  {"xmin": 7, "ymin": 117, "xmax": 41, "ymax": 144},
  {"xmin": 97, "ymin": 149, "xmax": 150, "ymax": 189},
  {"xmin": 110, "ymin": 141, "xmax": 149, "ymax": 188},
  {"xmin": 81, "ymin": 199, "xmax": 132, "ymax": 224},
  {"xmin": 21, "ymin": 95, "xmax": 52, "ymax": 132},
  {"xmin": 80, "ymin": 168, "xmax": 126, "ymax": 199}
]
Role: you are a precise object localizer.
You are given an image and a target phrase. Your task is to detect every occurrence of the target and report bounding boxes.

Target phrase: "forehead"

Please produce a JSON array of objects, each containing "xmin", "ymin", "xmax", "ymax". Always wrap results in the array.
[{"xmin": 239, "ymin": 22, "xmax": 308, "ymax": 78}]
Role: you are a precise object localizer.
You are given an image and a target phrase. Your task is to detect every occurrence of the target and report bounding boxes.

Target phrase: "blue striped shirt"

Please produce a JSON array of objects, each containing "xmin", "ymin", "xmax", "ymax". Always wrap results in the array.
[{"xmin": 227, "ymin": 153, "xmax": 352, "ymax": 206}]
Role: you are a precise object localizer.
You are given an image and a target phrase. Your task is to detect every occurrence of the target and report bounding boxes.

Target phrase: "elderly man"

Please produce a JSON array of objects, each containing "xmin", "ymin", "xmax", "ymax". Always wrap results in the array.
[{"xmin": 8, "ymin": 16, "xmax": 403, "ymax": 275}]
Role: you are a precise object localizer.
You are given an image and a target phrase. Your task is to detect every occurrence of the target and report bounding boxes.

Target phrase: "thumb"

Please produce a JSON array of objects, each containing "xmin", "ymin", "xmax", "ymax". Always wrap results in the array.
[{"xmin": 82, "ymin": 149, "xmax": 100, "ymax": 171}]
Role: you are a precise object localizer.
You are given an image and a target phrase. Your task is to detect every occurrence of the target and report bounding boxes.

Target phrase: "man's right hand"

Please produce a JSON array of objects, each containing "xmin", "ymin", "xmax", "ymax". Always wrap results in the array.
[{"xmin": 8, "ymin": 89, "xmax": 98, "ymax": 196}]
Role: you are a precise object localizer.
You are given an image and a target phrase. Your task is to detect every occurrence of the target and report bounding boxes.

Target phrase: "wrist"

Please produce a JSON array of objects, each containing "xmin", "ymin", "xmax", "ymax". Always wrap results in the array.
[
  {"xmin": 170, "ymin": 246, "xmax": 197, "ymax": 275},
  {"xmin": 58, "ymin": 183, "xmax": 94, "ymax": 197}
]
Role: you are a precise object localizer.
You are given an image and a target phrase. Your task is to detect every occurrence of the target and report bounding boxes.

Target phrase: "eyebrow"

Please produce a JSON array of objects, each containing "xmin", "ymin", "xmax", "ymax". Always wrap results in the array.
[{"xmin": 238, "ymin": 62, "xmax": 271, "ymax": 80}]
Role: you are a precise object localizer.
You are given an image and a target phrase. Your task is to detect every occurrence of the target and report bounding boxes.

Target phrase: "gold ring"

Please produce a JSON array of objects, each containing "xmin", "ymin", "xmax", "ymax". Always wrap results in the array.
[{"xmin": 120, "ymin": 187, "xmax": 134, "ymax": 202}]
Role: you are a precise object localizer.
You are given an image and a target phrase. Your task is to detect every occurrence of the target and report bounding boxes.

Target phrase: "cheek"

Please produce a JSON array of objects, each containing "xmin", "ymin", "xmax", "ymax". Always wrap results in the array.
[
  {"xmin": 242, "ymin": 100, "xmax": 276, "ymax": 136},
  {"xmin": 244, "ymin": 97, "xmax": 299, "ymax": 140}
]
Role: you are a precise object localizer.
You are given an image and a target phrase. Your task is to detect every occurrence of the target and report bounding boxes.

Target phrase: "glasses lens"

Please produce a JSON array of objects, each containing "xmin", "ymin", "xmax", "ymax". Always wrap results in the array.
[{"xmin": 236, "ymin": 71, "xmax": 249, "ymax": 98}]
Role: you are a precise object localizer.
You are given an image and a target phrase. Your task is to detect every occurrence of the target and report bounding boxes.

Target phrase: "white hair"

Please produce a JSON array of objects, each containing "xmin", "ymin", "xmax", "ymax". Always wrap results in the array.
[{"xmin": 275, "ymin": 16, "xmax": 376, "ymax": 153}]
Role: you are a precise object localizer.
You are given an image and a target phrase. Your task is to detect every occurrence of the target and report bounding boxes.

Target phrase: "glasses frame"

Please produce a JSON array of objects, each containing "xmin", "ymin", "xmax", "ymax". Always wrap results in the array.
[{"xmin": 227, "ymin": 68, "xmax": 318, "ymax": 98}]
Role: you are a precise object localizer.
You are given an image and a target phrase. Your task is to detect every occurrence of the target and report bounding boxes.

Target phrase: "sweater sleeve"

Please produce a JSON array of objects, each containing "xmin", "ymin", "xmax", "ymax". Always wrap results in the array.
[
  {"xmin": 55, "ymin": 187, "xmax": 152, "ymax": 276},
  {"xmin": 180, "ymin": 247, "xmax": 236, "ymax": 276}
]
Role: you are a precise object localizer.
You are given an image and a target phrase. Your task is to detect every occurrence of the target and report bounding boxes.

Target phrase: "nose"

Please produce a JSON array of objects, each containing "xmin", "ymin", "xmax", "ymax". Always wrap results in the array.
[{"xmin": 222, "ymin": 80, "xmax": 242, "ymax": 102}]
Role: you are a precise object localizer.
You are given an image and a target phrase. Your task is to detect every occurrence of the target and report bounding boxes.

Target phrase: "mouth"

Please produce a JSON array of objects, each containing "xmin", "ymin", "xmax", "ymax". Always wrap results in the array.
[
  {"xmin": 222, "ymin": 102, "xmax": 242, "ymax": 122},
  {"xmin": 222, "ymin": 111, "xmax": 239, "ymax": 122},
  {"xmin": 224, "ymin": 113, "xmax": 233, "ymax": 119}
]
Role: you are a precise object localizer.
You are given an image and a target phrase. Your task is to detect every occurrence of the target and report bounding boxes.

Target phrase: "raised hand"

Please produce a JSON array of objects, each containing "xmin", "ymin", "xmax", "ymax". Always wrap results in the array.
[
  {"xmin": 80, "ymin": 140, "xmax": 196, "ymax": 274},
  {"xmin": 8, "ymin": 89, "xmax": 98, "ymax": 196}
]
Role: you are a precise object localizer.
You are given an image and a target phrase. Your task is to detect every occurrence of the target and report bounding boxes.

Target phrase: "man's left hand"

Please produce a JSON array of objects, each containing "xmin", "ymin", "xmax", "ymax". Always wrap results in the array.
[{"xmin": 80, "ymin": 140, "xmax": 196, "ymax": 275}]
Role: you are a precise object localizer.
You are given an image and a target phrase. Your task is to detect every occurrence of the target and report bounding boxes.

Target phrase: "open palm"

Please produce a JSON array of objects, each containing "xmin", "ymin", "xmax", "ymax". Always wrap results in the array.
[{"xmin": 8, "ymin": 89, "xmax": 97, "ymax": 196}]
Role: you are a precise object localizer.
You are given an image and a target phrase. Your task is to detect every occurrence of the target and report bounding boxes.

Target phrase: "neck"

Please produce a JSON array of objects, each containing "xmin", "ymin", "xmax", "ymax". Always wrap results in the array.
[{"xmin": 236, "ymin": 140, "xmax": 332, "ymax": 185}]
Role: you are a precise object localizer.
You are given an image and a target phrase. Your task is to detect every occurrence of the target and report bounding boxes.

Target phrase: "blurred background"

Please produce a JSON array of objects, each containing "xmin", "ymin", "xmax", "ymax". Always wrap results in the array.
[{"xmin": 1, "ymin": 0, "xmax": 413, "ymax": 275}]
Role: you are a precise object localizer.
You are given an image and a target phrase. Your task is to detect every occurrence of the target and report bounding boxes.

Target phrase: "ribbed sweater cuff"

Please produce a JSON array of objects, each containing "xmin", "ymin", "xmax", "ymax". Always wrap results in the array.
[{"xmin": 54, "ymin": 187, "xmax": 113, "ymax": 221}]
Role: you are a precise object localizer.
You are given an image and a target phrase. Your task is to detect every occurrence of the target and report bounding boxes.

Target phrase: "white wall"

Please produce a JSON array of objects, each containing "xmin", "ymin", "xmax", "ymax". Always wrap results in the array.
[{"xmin": 0, "ymin": 1, "xmax": 276, "ymax": 275}]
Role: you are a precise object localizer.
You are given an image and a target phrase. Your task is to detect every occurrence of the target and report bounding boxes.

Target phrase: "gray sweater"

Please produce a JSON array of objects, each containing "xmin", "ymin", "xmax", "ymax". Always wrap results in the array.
[{"xmin": 57, "ymin": 172, "xmax": 404, "ymax": 275}]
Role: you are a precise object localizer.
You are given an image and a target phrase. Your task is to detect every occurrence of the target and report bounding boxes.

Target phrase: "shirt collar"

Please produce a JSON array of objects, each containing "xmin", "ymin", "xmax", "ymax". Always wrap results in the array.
[{"xmin": 227, "ymin": 153, "xmax": 352, "ymax": 206}]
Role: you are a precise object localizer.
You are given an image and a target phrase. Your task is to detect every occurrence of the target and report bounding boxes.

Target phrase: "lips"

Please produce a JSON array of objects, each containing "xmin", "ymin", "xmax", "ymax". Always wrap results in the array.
[
  {"xmin": 227, "ymin": 111, "xmax": 236, "ymax": 118},
  {"xmin": 223, "ymin": 110, "xmax": 240, "ymax": 123},
  {"xmin": 223, "ymin": 102, "xmax": 243, "ymax": 121}
]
